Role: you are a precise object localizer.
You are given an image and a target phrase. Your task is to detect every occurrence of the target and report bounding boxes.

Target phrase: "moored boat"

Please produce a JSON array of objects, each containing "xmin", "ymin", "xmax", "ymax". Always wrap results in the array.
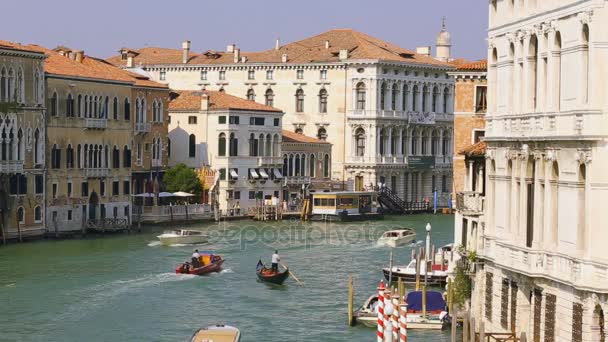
[
  {"xmin": 255, "ymin": 259, "xmax": 289, "ymax": 285},
  {"xmin": 190, "ymin": 325, "xmax": 241, "ymax": 342},
  {"xmin": 382, "ymin": 259, "xmax": 448, "ymax": 286},
  {"xmin": 377, "ymin": 228, "xmax": 416, "ymax": 248},
  {"xmin": 157, "ymin": 229, "xmax": 209, "ymax": 246},
  {"xmin": 176, "ymin": 253, "xmax": 224, "ymax": 276}
]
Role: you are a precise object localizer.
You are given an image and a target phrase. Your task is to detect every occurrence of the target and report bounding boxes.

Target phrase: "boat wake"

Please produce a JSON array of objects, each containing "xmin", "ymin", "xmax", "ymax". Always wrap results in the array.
[
  {"xmin": 219, "ymin": 268, "xmax": 233, "ymax": 274},
  {"xmin": 147, "ymin": 241, "xmax": 161, "ymax": 247}
]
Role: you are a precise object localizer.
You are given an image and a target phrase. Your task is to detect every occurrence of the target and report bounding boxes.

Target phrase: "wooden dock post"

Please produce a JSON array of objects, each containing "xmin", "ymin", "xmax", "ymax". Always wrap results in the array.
[
  {"xmin": 415, "ymin": 248, "xmax": 421, "ymax": 291},
  {"xmin": 469, "ymin": 316, "xmax": 476, "ymax": 342},
  {"xmin": 479, "ymin": 320, "xmax": 485, "ymax": 342},
  {"xmin": 447, "ymin": 278, "xmax": 454, "ymax": 314},
  {"xmin": 347, "ymin": 276, "xmax": 354, "ymax": 326},
  {"xmin": 398, "ymin": 278, "xmax": 405, "ymax": 303},
  {"xmin": 520, "ymin": 332, "xmax": 527, "ymax": 342},
  {"xmin": 422, "ymin": 285, "xmax": 427, "ymax": 319},
  {"xmin": 462, "ymin": 311, "xmax": 469, "ymax": 342},
  {"xmin": 17, "ymin": 219, "xmax": 22, "ymax": 242},
  {"xmin": 431, "ymin": 245, "xmax": 436, "ymax": 267},
  {"xmin": 451, "ymin": 311, "xmax": 457, "ymax": 342}
]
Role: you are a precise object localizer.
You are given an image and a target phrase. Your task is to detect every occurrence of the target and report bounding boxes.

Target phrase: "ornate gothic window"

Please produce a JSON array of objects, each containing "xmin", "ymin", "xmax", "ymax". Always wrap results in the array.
[
  {"xmin": 355, "ymin": 128, "xmax": 366, "ymax": 157},
  {"xmin": 295, "ymin": 89, "xmax": 304, "ymax": 112},
  {"xmin": 265, "ymin": 89, "xmax": 274, "ymax": 107},
  {"xmin": 318, "ymin": 89, "xmax": 328, "ymax": 113},
  {"xmin": 356, "ymin": 82, "xmax": 366, "ymax": 110}
]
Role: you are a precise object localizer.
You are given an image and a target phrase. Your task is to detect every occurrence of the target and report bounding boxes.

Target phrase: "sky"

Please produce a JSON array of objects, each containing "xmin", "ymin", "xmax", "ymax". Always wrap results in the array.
[{"xmin": 2, "ymin": 0, "xmax": 488, "ymax": 61}]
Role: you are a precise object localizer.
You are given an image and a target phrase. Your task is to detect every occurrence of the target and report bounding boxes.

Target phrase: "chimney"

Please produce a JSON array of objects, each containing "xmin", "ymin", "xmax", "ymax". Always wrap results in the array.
[
  {"xmin": 281, "ymin": 54, "xmax": 288, "ymax": 63},
  {"xmin": 339, "ymin": 49, "xmax": 349, "ymax": 60},
  {"xmin": 233, "ymin": 48, "xmax": 241, "ymax": 63},
  {"xmin": 241, "ymin": 56, "xmax": 248, "ymax": 63},
  {"xmin": 126, "ymin": 56, "xmax": 134, "ymax": 68},
  {"xmin": 182, "ymin": 40, "xmax": 191, "ymax": 64},
  {"xmin": 74, "ymin": 50, "xmax": 84, "ymax": 63},
  {"xmin": 226, "ymin": 44, "xmax": 235, "ymax": 53},
  {"xmin": 275, "ymin": 38, "xmax": 280, "ymax": 50},
  {"xmin": 325, "ymin": 40, "xmax": 330, "ymax": 49},
  {"xmin": 201, "ymin": 93, "xmax": 209, "ymax": 111},
  {"xmin": 416, "ymin": 46, "xmax": 431, "ymax": 57}
]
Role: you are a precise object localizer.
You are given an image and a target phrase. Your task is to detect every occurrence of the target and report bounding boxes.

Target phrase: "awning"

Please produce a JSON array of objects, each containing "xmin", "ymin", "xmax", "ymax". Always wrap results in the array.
[
  {"xmin": 273, "ymin": 169, "xmax": 283, "ymax": 179},
  {"xmin": 132, "ymin": 193, "xmax": 154, "ymax": 198},
  {"xmin": 249, "ymin": 169, "xmax": 260, "ymax": 179},
  {"xmin": 158, "ymin": 192, "xmax": 175, "ymax": 198},
  {"xmin": 173, "ymin": 191, "xmax": 195, "ymax": 197},
  {"xmin": 259, "ymin": 169, "xmax": 269, "ymax": 179},
  {"xmin": 230, "ymin": 169, "xmax": 239, "ymax": 179}
]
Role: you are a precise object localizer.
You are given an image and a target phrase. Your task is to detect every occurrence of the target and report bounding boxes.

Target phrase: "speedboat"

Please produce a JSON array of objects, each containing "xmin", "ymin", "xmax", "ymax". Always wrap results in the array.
[
  {"xmin": 382, "ymin": 259, "xmax": 448, "ymax": 286},
  {"xmin": 176, "ymin": 253, "xmax": 224, "ymax": 276},
  {"xmin": 434, "ymin": 243, "xmax": 455, "ymax": 264},
  {"xmin": 190, "ymin": 325, "xmax": 240, "ymax": 342},
  {"xmin": 377, "ymin": 229, "xmax": 416, "ymax": 248},
  {"xmin": 354, "ymin": 291, "xmax": 449, "ymax": 329},
  {"xmin": 157, "ymin": 229, "xmax": 208, "ymax": 246}
]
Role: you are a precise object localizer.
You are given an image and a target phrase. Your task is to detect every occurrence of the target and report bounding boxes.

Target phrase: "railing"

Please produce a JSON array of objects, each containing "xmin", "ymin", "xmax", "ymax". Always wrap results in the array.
[
  {"xmin": 135, "ymin": 122, "xmax": 151, "ymax": 134},
  {"xmin": 456, "ymin": 191, "xmax": 484, "ymax": 214},
  {"xmin": 84, "ymin": 168, "xmax": 109, "ymax": 178},
  {"xmin": 257, "ymin": 156, "xmax": 283, "ymax": 166},
  {"xmin": 0, "ymin": 160, "xmax": 24, "ymax": 173},
  {"xmin": 347, "ymin": 110, "xmax": 408, "ymax": 119},
  {"xmin": 86, "ymin": 218, "xmax": 129, "ymax": 232},
  {"xmin": 346, "ymin": 155, "xmax": 405, "ymax": 164},
  {"xmin": 151, "ymin": 159, "xmax": 162, "ymax": 167},
  {"xmin": 84, "ymin": 118, "xmax": 108, "ymax": 129},
  {"xmin": 134, "ymin": 204, "xmax": 213, "ymax": 223},
  {"xmin": 408, "ymin": 111, "xmax": 436, "ymax": 124},
  {"xmin": 284, "ymin": 176, "xmax": 311, "ymax": 185},
  {"xmin": 435, "ymin": 155, "xmax": 453, "ymax": 166}
]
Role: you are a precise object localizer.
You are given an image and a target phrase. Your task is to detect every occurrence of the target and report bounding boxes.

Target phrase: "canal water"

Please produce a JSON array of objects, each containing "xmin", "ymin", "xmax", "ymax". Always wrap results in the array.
[{"xmin": 0, "ymin": 214, "xmax": 456, "ymax": 342}]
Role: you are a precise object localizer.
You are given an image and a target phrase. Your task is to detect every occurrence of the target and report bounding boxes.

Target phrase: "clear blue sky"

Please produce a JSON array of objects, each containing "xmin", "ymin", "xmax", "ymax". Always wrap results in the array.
[{"xmin": 3, "ymin": 0, "xmax": 488, "ymax": 61}]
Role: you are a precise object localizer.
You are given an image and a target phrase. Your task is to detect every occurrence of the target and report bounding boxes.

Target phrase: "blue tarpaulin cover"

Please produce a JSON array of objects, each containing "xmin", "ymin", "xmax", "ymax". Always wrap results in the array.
[{"xmin": 406, "ymin": 291, "xmax": 446, "ymax": 312}]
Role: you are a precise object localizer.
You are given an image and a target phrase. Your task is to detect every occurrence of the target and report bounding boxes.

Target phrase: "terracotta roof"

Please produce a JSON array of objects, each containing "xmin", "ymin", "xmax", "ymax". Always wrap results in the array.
[
  {"xmin": 123, "ymin": 70, "xmax": 168, "ymax": 89},
  {"xmin": 447, "ymin": 58, "xmax": 470, "ymax": 67},
  {"xmin": 282, "ymin": 130, "xmax": 330, "ymax": 144},
  {"xmin": 459, "ymin": 141, "xmax": 486, "ymax": 157},
  {"xmin": 169, "ymin": 90, "xmax": 283, "ymax": 113},
  {"xmin": 456, "ymin": 59, "xmax": 487, "ymax": 71},
  {"xmin": 107, "ymin": 29, "xmax": 453, "ymax": 68},
  {"xmin": 0, "ymin": 40, "xmax": 46, "ymax": 55}
]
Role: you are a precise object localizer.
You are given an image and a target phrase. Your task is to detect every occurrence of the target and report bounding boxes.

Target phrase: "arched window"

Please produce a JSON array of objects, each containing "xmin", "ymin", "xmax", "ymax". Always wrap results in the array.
[
  {"xmin": 294, "ymin": 154, "xmax": 300, "ymax": 176},
  {"xmin": 66, "ymin": 144, "xmax": 74, "ymax": 168},
  {"xmin": 66, "ymin": 94, "xmax": 74, "ymax": 117},
  {"xmin": 217, "ymin": 133, "xmax": 225, "ymax": 157},
  {"xmin": 246, "ymin": 89, "xmax": 255, "ymax": 101},
  {"xmin": 113, "ymin": 97, "xmax": 119, "ymax": 120},
  {"xmin": 295, "ymin": 127, "xmax": 303, "ymax": 134},
  {"xmin": 356, "ymin": 82, "xmax": 366, "ymax": 110},
  {"xmin": 103, "ymin": 96, "xmax": 109, "ymax": 119},
  {"xmin": 273, "ymin": 134, "xmax": 280, "ymax": 157},
  {"xmin": 34, "ymin": 129, "xmax": 40, "ymax": 165},
  {"xmin": 443, "ymin": 88, "xmax": 450, "ymax": 113},
  {"xmin": 442, "ymin": 130, "xmax": 450, "ymax": 155},
  {"xmin": 317, "ymin": 127, "xmax": 327, "ymax": 141},
  {"xmin": 124, "ymin": 98, "xmax": 131, "ymax": 121},
  {"xmin": 283, "ymin": 155, "xmax": 288, "ymax": 176},
  {"xmin": 380, "ymin": 82, "xmax": 386, "ymax": 110},
  {"xmin": 135, "ymin": 99, "xmax": 141, "ymax": 123},
  {"xmin": 104, "ymin": 145, "xmax": 109, "ymax": 167},
  {"xmin": 0, "ymin": 68, "xmax": 5, "ymax": 101},
  {"xmin": 323, "ymin": 154, "xmax": 330, "ymax": 178},
  {"xmin": 422, "ymin": 86, "xmax": 428, "ymax": 112},
  {"xmin": 295, "ymin": 89, "xmax": 304, "ymax": 112},
  {"xmin": 554, "ymin": 32, "xmax": 562, "ymax": 111},
  {"xmin": 265, "ymin": 89, "xmax": 274, "ymax": 107},
  {"xmin": 51, "ymin": 144, "xmax": 61, "ymax": 169},
  {"xmin": 431, "ymin": 131, "xmax": 438, "ymax": 155},
  {"xmin": 391, "ymin": 85, "xmax": 398, "ymax": 110},
  {"xmin": 301, "ymin": 154, "xmax": 306, "ymax": 176},
  {"xmin": 189, "ymin": 134, "xmax": 196, "ymax": 158},
  {"xmin": 158, "ymin": 101, "xmax": 163, "ymax": 122},
  {"xmin": 288, "ymin": 154, "xmax": 293, "ymax": 176},
  {"xmin": 318, "ymin": 89, "xmax": 328, "ymax": 113},
  {"xmin": 379, "ymin": 128, "xmax": 386, "ymax": 155},
  {"xmin": 249, "ymin": 133, "xmax": 258, "ymax": 157},
  {"xmin": 123, "ymin": 146, "xmax": 131, "ymax": 167},
  {"xmin": 77, "ymin": 95, "xmax": 83, "ymax": 117},
  {"xmin": 17, "ymin": 129, "xmax": 23, "ymax": 161},
  {"xmin": 112, "ymin": 146, "xmax": 120, "ymax": 168},
  {"xmin": 17, "ymin": 207, "xmax": 24, "ymax": 224},
  {"xmin": 34, "ymin": 206, "xmax": 42, "ymax": 222},
  {"xmin": 413, "ymin": 85, "xmax": 419, "ymax": 111},
  {"xmin": 50, "ymin": 92, "xmax": 58, "ymax": 116},
  {"xmin": 432, "ymin": 87, "xmax": 439, "ymax": 112},
  {"xmin": 265, "ymin": 134, "xmax": 271, "ymax": 156},
  {"xmin": 355, "ymin": 128, "xmax": 366, "ymax": 157},
  {"xmin": 16, "ymin": 68, "xmax": 23, "ymax": 103},
  {"xmin": 411, "ymin": 129, "xmax": 418, "ymax": 155},
  {"xmin": 421, "ymin": 130, "xmax": 428, "ymax": 155},
  {"xmin": 229, "ymin": 133, "xmax": 238, "ymax": 156},
  {"xmin": 529, "ymin": 35, "xmax": 538, "ymax": 111},
  {"xmin": 309, "ymin": 154, "xmax": 315, "ymax": 177},
  {"xmin": 582, "ymin": 24, "xmax": 589, "ymax": 104}
]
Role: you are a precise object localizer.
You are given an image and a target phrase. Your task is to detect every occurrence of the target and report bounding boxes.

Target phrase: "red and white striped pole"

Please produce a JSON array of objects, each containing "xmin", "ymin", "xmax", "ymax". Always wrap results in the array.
[
  {"xmin": 383, "ymin": 288, "xmax": 393, "ymax": 342},
  {"xmin": 392, "ymin": 292, "xmax": 400, "ymax": 341},
  {"xmin": 377, "ymin": 281, "xmax": 385, "ymax": 342},
  {"xmin": 399, "ymin": 302, "xmax": 408, "ymax": 342}
]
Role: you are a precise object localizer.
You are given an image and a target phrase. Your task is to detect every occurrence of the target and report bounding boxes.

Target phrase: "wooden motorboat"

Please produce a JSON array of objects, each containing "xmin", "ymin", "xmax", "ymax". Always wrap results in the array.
[
  {"xmin": 434, "ymin": 243, "xmax": 455, "ymax": 264},
  {"xmin": 382, "ymin": 259, "xmax": 448, "ymax": 286},
  {"xmin": 354, "ymin": 291, "xmax": 449, "ymax": 330},
  {"xmin": 377, "ymin": 229, "xmax": 416, "ymax": 248},
  {"xmin": 256, "ymin": 259, "xmax": 289, "ymax": 285},
  {"xmin": 158, "ymin": 229, "xmax": 209, "ymax": 246},
  {"xmin": 176, "ymin": 253, "xmax": 224, "ymax": 276},
  {"xmin": 190, "ymin": 325, "xmax": 240, "ymax": 342}
]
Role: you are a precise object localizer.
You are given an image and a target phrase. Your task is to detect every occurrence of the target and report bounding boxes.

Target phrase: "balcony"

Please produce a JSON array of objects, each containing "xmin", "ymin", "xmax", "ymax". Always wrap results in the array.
[
  {"xmin": 347, "ymin": 110, "xmax": 408, "ymax": 119},
  {"xmin": 435, "ymin": 155, "xmax": 453, "ymax": 167},
  {"xmin": 84, "ymin": 168, "xmax": 109, "ymax": 178},
  {"xmin": 151, "ymin": 159, "xmax": 162, "ymax": 168},
  {"xmin": 84, "ymin": 118, "xmax": 108, "ymax": 129},
  {"xmin": 408, "ymin": 111, "xmax": 436, "ymax": 125},
  {"xmin": 135, "ymin": 122, "xmax": 151, "ymax": 134},
  {"xmin": 346, "ymin": 155, "xmax": 405, "ymax": 165},
  {"xmin": 0, "ymin": 160, "xmax": 24, "ymax": 173},
  {"xmin": 456, "ymin": 191, "xmax": 484, "ymax": 215},
  {"xmin": 257, "ymin": 156, "xmax": 283, "ymax": 166},
  {"xmin": 284, "ymin": 176, "xmax": 311, "ymax": 186}
]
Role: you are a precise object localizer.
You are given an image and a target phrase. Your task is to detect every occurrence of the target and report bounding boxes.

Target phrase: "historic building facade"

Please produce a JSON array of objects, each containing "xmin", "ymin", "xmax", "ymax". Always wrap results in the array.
[
  {"xmin": 168, "ymin": 90, "xmax": 284, "ymax": 212},
  {"xmin": 0, "ymin": 41, "xmax": 46, "ymax": 240},
  {"xmin": 108, "ymin": 28, "xmax": 455, "ymax": 205},
  {"xmin": 472, "ymin": 1, "xmax": 608, "ymax": 341}
]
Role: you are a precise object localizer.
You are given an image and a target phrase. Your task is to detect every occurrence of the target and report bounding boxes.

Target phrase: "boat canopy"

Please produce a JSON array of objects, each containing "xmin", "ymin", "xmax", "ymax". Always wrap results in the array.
[{"xmin": 405, "ymin": 291, "xmax": 446, "ymax": 312}]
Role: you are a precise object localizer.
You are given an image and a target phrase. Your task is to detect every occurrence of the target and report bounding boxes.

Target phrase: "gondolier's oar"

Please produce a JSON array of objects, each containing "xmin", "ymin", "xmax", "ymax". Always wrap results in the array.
[{"xmin": 281, "ymin": 262, "xmax": 304, "ymax": 286}]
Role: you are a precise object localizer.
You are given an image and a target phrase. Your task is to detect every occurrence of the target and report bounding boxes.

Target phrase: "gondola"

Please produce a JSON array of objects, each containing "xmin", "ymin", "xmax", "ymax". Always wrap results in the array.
[
  {"xmin": 256, "ymin": 259, "xmax": 289, "ymax": 285},
  {"xmin": 176, "ymin": 253, "xmax": 224, "ymax": 276}
]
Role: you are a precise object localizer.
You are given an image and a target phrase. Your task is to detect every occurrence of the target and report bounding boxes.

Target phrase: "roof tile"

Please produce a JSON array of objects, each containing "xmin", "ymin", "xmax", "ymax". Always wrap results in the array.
[{"xmin": 169, "ymin": 90, "xmax": 283, "ymax": 113}]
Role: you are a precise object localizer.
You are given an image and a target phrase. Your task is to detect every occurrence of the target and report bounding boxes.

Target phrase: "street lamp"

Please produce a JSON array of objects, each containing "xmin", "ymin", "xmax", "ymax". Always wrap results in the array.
[{"xmin": 423, "ymin": 222, "xmax": 431, "ymax": 319}]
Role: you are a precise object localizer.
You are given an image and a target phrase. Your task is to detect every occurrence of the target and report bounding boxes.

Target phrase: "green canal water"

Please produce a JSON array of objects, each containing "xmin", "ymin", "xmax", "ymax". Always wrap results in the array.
[{"xmin": 0, "ymin": 214, "xmax": 457, "ymax": 342}]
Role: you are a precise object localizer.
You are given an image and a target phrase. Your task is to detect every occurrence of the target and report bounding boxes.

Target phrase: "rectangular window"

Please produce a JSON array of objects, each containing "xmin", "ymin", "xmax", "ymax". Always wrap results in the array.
[
  {"xmin": 219, "ymin": 168, "xmax": 226, "ymax": 181},
  {"xmin": 219, "ymin": 71, "xmax": 226, "ymax": 80},
  {"xmin": 234, "ymin": 191, "xmax": 241, "ymax": 200},
  {"xmin": 475, "ymin": 86, "xmax": 488, "ymax": 113},
  {"xmin": 67, "ymin": 182, "xmax": 72, "ymax": 197},
  {"xmin": 266, "ymin": 70, "xmax": 273, "ymax": 80},
  {"xmin": 82, "ymin": 182, "xmax": 89, "ymax": 197},
  {"xmin": 473, "ymin": 130, "xmax": 485, "ymax": 144},
  {"xmin": 124, "ymin": 205, "xmax": 129, "ymax": 217},
  {"xmin": 67, "ymin": 210, "xmax": 72, "ymax": 221},
  {"xmin": 123, "ymin": 181, "xmax": 130, "ymax": 195},
  {"xmin": 248, "ymin": 70, "xmax": 255, "ymax": 80},
  {"xmin": 35, "ymin": 175, "xmax": 43, "ymax": 194},
  {"xmin": 297, "ymin": 70, "xmax": 304, "ymax": 79},
  {"xmin": 218, "ymin": 116, "xmax": 226, "ymax": 124},
  {"xmin": 100, "ymin": 181, "xmax": 105, "ymax": 197},
  {"xmin": 159, "ymin": 71, "xmax": 166, "ymax": 80},
  {"xmin": 249, "ymin": 117, "xmax": 265, "ymax": 126},
  {"xmin": 52, "ymin": 183, "xmax": 57, "ymax": 199},
  {"xmin": 188, "ymin": 116, "xmax": 197, "ymax": 124},
  {"xmin": 320, "ymin": 69, "xmax": 327, "ymax": 79},
  {"xmin": 273, "ymin": 118, "xmax": 280, "ymax": 127},
  {"xmin": 249, "ymin": 191, "xmax": 255, "ymax": 200},
  {"xmin": 229, "ymin": 116, "xmax": 239, "ymax": 124},
  {"xmin": 113, "ymin": 181, "xmax": 119, "ymax": 196},
  {"xmin": 200, "ymin": 71, "xmax": 207, "ymax": 80}
]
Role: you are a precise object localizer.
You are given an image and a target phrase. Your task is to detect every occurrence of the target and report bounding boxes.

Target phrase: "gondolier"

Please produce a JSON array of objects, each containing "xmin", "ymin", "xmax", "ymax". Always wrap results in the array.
[{"xmin": 271, "ymin": 250, "xmax": 280, "ymax": 273}]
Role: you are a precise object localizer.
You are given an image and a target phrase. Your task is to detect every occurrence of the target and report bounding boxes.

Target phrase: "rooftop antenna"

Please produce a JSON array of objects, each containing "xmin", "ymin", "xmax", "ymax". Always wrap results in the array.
[{"xmin": 441, "ymin": 16, "xmax": 447, "ymax": 31}]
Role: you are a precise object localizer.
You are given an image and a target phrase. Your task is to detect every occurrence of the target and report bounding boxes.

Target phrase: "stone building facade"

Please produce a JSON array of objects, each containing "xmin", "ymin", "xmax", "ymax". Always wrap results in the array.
[
  {"xmin": 0, "ymin": 41, "xmax": 46, "ymax": 240},
  {"xmin": 108, "ymin": 28, "xmax": 455, "ymax": 206},
  {"xmin": 471, "ymin": 1, "xmax": 608, "ymax": 341}
]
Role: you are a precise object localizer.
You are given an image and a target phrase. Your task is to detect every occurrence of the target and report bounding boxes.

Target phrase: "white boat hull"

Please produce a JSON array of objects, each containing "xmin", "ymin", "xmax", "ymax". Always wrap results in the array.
[
  {"xmin": 157, "ymin": 235, "xmax": 208, "ymax": 246},
  {"xmin": 377, "ymin": 236, "xmax": 415, "ymax": 248}
]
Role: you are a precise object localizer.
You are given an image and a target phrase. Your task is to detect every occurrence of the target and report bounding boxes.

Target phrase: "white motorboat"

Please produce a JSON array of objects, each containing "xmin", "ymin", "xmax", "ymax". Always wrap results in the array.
[
  {"xmin": 377, "ymin": 229, "xmax": 416, "ymax": 248},
  {"xmin": 382, "ymin": 259, "xmax": 448, "ymax": 286},
  {"xmin": 190, "ymin": 325, "xmax": 240, "ymax": 342},
  {"xmin": 157, "ymin": 229, "xmax": 209, "ymax": 246},
  {"xmin": 434, "ymin": 243, "xmax": 455, "ymax": 265}
]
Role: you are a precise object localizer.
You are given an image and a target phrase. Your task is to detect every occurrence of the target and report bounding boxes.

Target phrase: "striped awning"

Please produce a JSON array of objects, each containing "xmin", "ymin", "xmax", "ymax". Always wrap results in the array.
[
  {"xmin": 249, "ymin": 169, "xmax": 260, "ymax": 179},
  {"xmin": 259, "ymin": 169, "xmax": 269, "ymax": 179}
]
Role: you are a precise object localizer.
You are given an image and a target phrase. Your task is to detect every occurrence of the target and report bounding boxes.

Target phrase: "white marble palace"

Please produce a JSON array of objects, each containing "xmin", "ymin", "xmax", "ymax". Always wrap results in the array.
[
  {"xmin": 108, "ymin": 27, "xmax": 456, "ymax": 205},
  {"xmin": 468, "ymin": 1, "xmax": 608, "ymax": 341}
]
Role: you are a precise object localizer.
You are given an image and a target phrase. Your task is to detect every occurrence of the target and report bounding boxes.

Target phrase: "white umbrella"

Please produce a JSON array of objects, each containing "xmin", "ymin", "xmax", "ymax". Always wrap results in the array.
[
  {"xmin": 158, "ymin": 192, "xmax": 175, "ymax": 198},
  {"xmin": 132, "ymin": 193, "xmax": 154, "ymax": 198},
  {"xmin": 173, "ymin": 191, "xmax": 195, "ymax": 197}
]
